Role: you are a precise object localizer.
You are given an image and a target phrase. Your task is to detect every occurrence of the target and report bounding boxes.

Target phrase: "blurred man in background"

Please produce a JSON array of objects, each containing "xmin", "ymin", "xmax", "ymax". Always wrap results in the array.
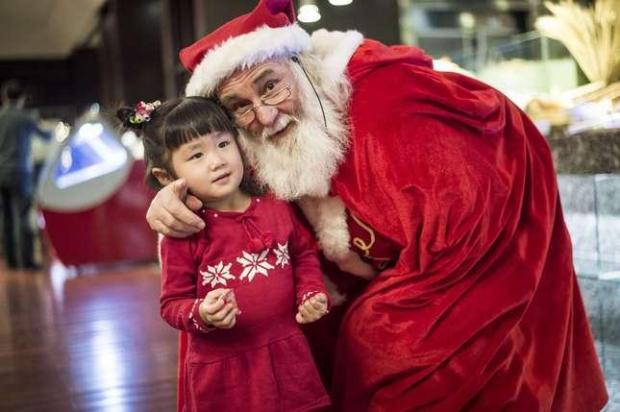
[{"xmin": 0, "ymin": 79, "xmax": 50, "ymax": 270}]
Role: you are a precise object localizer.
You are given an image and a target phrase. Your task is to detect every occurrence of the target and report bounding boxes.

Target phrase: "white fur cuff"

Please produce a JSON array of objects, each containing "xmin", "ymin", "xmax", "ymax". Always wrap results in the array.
[{"xmin": 297, "ymin": 196, "xmax": 351, "ymax": 261}]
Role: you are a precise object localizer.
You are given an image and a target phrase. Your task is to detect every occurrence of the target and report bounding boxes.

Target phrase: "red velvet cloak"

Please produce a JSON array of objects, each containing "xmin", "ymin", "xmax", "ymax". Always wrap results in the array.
[{"xmin": 325, "ymin": 39, "xmax": 607, "ymax": 411}]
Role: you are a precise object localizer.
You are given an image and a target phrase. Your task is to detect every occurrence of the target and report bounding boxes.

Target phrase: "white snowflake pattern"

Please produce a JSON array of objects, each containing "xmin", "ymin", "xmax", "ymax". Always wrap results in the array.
[
  {"xmin": 237, "ymin": 249, "xmax": 274, "ymax": 282},
  {"xmin": 274, "ymin": 242, "xmax": 290, "ymax": 268},
  {"xmin": 200, "ymin": 261, "xmax": 235, "ymax": 288}
]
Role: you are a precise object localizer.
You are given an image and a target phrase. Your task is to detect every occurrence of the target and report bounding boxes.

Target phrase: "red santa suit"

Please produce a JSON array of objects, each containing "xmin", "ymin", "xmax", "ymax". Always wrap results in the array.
[
  {"xmin": 160, "ymin": 196, "xmax": 330, "ymax": 412},
  {"xmin": 316, "ymin": 36, "xmax": 608, "ymax": 411},
  {"xmin": 177, "ymin": 1, "xmax": 608, "ymax": 410}
]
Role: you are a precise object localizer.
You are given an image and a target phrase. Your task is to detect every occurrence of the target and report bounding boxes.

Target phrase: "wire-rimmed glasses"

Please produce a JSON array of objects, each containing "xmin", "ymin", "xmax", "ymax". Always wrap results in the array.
[{"xmin": 228, "ymin": 86, "xmax": 292, "ymax": 127}]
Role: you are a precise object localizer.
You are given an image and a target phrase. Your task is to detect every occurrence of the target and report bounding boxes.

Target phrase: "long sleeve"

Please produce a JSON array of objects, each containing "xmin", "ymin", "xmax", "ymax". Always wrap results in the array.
[
  {"xmin": 31, "ymin": 123, "xmax": 52, "ymax": 141},
  {"xmin": 21, "ymin": 112, "xmax": 52, "ymax": 141},
  {"xmin": 160, "ymin": 236, "xmax": 213, "ymax": 334},
  {"xmin": 287, "ymin": 204, "xmax": 329, "ymax": 306}
]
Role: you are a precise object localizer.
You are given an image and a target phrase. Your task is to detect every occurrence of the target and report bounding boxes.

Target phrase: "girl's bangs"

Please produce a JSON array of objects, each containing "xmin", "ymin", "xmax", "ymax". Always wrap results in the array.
[{"xmin": 162, "ymin": 99, "xmax": 235, "ymax": 149}]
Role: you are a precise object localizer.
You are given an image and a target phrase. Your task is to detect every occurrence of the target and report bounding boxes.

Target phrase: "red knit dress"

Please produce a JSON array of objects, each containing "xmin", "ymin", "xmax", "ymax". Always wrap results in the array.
[{"xmin": 160, "ymin": 196, "xmax": 330, "ymax": 412}]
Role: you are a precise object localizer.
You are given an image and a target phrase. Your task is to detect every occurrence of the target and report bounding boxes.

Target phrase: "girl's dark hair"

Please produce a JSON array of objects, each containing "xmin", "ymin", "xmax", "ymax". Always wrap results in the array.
[{"xmin": 117, "ymin": 96, "xmax": 261, "ymax": 194}]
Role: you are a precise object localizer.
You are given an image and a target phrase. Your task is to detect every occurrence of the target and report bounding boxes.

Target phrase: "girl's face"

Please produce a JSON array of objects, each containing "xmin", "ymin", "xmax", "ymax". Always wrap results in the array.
[{"xmin": 166, "ymin": 131, "xmax": 245, "ymax": 207}]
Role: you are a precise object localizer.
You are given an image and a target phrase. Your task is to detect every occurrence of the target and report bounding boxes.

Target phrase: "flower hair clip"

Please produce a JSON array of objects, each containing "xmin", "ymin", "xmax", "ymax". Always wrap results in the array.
[{"xmin": 129, "ymin": 100, "xmax": 161, "ymax": 124}]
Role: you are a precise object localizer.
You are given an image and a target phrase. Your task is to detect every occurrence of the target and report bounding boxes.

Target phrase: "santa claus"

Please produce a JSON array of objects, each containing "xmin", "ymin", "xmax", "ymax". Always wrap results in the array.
[{"xmin": 146, "ymin": 0, "xmax": 608, "ymax": 410}]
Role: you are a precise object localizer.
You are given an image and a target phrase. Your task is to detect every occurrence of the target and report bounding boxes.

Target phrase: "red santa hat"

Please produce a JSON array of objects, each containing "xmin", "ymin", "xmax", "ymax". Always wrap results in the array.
[{"xmin": 180, "ymin": 0, "xmax": 311, "ymax": 97}]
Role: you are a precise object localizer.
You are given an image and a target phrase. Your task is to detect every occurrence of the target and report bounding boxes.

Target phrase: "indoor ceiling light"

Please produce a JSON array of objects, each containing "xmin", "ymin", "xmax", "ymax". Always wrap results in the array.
[
  {"xmin": 329, "ymin": 0, "xmax": 353, "ymax": 5},
  {"xmin": 298, "ymin": 1, "xmax": 321, "ymax": 23},
  {"xmin": 494, "ymin": 0, "xmax": 510, "ymax": 11},
  {"xmin": 459, "ymin": 12, "xmax": 476, "ymax": 30}
]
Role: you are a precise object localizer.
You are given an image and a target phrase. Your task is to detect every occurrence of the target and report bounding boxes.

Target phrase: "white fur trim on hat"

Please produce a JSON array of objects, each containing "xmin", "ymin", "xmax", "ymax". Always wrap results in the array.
[{"xmin": 185, "ymin": 24, "xmax": 311, "ymax": 97}]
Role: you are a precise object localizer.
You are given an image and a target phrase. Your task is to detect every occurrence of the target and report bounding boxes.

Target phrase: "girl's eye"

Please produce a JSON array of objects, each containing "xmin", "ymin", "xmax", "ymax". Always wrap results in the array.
[
  {"xmin": 217, "ymin": 140, "xmax": 231, "ymax": 149},
  {"xmin": 189, "ymin": 152, "xmax": 203, "ymax": 160}
]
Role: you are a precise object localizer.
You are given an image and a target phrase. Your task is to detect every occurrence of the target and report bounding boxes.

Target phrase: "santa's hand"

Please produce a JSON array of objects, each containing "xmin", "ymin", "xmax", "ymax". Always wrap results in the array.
[
  {"xmin": 334, "ymin": 251, "xmax": 378, "ymax": 280},
  {"xmin": 146, "ymin": 178, "xmax": 204, "ymax": 238},
  {"xmin": 296, "ymin": 293, "xmax": 328, "ymax": 324},
  {"xmin": 199, "ymin": 289, "xmax": 240, "ymax": 329}
]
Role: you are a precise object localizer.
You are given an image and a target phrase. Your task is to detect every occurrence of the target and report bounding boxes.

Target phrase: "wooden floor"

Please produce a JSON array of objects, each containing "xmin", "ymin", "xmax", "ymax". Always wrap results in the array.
[{"xmin": 0, "ymin": 260, "xmax": 178, "ymax": 412}]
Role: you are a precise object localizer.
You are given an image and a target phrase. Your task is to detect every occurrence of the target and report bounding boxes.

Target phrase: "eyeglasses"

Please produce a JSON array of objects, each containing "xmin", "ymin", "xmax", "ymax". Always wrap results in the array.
[{"xmin": 226, "ymin": 85, "xmax": 291, "ymax": 127}]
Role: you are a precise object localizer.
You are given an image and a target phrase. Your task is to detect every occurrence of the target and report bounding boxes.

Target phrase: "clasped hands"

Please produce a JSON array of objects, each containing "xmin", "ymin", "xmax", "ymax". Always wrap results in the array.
[{"xmin": 199, "ymin": 288, "xmax": 329, "ymax": 329}]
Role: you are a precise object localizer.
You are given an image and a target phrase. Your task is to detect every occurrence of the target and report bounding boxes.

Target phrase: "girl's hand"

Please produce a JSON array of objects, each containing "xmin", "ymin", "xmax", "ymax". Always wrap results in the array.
[
  {"xmin": 199, "ymin": 289, "xmax": 240, "ymax": 329},
  {"xmin": 296, "ymin": 293, "xmax": 328, "ymax": 324}
]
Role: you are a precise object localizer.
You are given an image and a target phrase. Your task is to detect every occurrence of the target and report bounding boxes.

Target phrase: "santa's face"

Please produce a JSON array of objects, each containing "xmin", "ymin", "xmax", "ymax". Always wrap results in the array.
[
  {"xmin": 217, "ymin": 61, "xmax": 301, "ymax": 142},
  {"xmin": 216, "ymin": 58, "xmax": 349, "ymax": 200}
]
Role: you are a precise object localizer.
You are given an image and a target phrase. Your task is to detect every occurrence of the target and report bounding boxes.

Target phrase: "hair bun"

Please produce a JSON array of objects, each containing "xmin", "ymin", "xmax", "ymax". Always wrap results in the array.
[
  {"xmin": 117, "ymin": 106, "xmax": 143, "ymax": 130},
  {"xmin": 117, "ymin": 100, "xmax": 162, "ymax": 131}
]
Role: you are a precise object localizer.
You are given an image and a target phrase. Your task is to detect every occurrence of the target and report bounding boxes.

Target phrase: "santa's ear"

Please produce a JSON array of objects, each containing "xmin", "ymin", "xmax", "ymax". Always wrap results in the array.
[{"xmin": 151, "ymin": 168, "xmax": 174, "ymax": 187}]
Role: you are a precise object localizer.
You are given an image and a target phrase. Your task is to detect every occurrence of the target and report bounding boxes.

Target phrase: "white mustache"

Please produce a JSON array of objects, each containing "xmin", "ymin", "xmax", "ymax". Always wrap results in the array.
[{"xmin": 260, "ymin": 114, "xmax": 296, "ymax": 141}]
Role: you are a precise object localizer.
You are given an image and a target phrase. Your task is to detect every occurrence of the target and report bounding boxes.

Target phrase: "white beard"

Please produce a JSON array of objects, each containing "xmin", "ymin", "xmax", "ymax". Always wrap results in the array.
[{"xmin": 238, "ymin": 58, "xmax": 350, "ymax": 201}]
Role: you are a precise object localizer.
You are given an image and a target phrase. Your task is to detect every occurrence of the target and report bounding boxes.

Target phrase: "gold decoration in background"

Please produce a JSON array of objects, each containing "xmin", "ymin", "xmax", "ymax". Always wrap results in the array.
[
  {"xmin": 535, "ymin": 0, "xmax": 620, "ymax": 85},
  {"xmin": 572, "ymin": 81, "xmax": 620, "ymax": 107},
  {"xmin": 526, "ymin": 97, "xmax": 571, "ymax": 126}
]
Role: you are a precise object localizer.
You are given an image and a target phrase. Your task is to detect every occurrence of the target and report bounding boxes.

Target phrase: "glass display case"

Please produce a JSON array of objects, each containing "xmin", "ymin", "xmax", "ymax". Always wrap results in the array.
[
  {"xmin": 559, "ymin": 173, "xmax": 620, "ymax": 277},
  {"xmin": 398, "ymin": 0, "xmax": 535, "ymax": 71}
]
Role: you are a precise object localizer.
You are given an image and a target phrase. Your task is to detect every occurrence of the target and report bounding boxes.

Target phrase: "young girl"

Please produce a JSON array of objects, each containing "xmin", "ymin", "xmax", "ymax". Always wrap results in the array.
[{"xmin": 118, "ymin": 97, "xmax": 331, "ymax": 412}]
